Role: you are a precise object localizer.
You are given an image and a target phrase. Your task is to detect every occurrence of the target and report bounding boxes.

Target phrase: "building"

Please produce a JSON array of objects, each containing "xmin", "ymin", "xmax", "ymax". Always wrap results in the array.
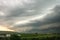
[{"xmin": 0, "ymin": 31, "xmax": 16, "ymax": 40}]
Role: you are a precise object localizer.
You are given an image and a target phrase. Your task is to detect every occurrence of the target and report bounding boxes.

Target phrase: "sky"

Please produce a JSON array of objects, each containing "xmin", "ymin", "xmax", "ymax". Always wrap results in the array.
[{"xmin": 0, "ymin": 0, "xmax": 60, "ymax": 33}]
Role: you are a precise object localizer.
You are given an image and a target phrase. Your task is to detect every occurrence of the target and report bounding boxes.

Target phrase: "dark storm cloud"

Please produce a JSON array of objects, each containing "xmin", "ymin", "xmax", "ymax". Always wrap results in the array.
[
  {"xmin": 14, "ymin": 5, "xmax": 60, "ymax": 28},
  {"xmin": 9, "ymin": 0, "xmax": 56, "ymax": 32},
  {"xmin": 41, "ymin": 23, "xmax": 60, "ymax": 33},
  {"xmin": 0, "ymin": 0, "xmax": 59, "ymax": 33},
  {"xmin": 45, "ymin": 5, "xmax": 60, "ymax": 22},
  {"xmin": 25, "ymin": 5, "xmax": 60, "ymax": 33},
  {"xmin": 13, "ymin": 5, "xmax": 60, "ymax": 33},
  {"xmin": 6, "ymin": 0, "xmax": 56, "ymax": 18},
  {"xmin": 25, "ymin": 22, "xmax": 60, "ymax": 33}
]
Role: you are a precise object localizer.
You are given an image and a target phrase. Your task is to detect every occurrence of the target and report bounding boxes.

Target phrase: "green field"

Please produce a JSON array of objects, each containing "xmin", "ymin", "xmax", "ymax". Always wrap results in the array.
[
  {"xmin": 0, "ymin": 32, "xmax": 60, "ymax": 40},
  {"xmin": 18, "ymin": 33, "xmax": 60, "ymax": 40}
]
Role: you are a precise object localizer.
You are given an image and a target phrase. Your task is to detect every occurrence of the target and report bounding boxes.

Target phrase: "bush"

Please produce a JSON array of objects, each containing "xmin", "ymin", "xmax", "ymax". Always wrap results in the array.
[
  {"xmin": 32, "ymin": 38, "xmax": 39, "ymax": 40},
  {"xmin": 10, "ymin": 34, "xmax": 21, "ymax": 40}
]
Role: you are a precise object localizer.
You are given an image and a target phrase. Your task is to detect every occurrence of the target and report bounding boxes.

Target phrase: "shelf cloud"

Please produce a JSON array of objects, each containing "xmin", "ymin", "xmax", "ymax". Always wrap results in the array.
[{"xmin": 0, "ymin": 0, "xmax": 60, "ymax": 33}]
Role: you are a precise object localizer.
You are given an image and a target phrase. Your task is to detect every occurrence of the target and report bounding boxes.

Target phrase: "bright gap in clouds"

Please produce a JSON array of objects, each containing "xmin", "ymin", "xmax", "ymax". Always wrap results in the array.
[
  {"xmin": 0, "ymin": 11, "xmax": 5, "ymax": 16},
  {"xmin": 0, "ymin": 25, "xmax": 14, "ymax": 31}
]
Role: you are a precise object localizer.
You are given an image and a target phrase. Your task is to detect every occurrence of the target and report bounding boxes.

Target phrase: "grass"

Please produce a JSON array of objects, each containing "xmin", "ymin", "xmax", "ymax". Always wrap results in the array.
[
  {"xmin": 0, "ymin": 32, "xmax": 60, "ymax": 40},
  {"xmin": 19, "ymin": 33, "xmax": 60, "ymax": 40}
]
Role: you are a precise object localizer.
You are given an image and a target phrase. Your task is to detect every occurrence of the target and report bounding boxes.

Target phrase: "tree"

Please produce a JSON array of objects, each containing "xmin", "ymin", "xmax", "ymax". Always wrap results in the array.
[{"xmin": 10, "ymin": 34, "xmax": 21, "ymax": 40}]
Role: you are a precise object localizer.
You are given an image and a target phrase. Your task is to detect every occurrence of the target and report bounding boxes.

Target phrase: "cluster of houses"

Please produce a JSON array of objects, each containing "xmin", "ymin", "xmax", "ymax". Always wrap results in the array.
[{"xmin": 0, "ymin": 31, "xmax": 20, "ymax": 40}]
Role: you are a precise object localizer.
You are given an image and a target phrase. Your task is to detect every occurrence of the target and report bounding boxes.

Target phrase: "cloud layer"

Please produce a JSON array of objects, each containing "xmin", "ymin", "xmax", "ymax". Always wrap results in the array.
[{"xmin": 0, "ymin": 0, "xmax": 60, "ymax": 33}]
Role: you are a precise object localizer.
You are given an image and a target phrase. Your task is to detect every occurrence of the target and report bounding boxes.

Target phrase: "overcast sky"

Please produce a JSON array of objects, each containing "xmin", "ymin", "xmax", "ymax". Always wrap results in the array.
[{"xmin": 0, "ymin": 0, "xmax": 60, "ymax": 33}]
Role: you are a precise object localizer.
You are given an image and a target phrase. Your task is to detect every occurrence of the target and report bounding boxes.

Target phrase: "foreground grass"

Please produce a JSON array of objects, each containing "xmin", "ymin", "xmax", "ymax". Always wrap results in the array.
[{"xmin": 19, "ymin": 33, "xmax": 60, "ymax": 40}]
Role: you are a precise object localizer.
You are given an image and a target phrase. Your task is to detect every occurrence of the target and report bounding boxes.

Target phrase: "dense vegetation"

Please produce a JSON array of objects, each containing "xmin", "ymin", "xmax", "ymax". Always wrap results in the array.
[
  {"xmin": 0, "ymin": 33, "xmax": 60, "ymax": 40},
  {"xmin": 20, "ymin": 33, "xmax": 60, "ymax": 40}
]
